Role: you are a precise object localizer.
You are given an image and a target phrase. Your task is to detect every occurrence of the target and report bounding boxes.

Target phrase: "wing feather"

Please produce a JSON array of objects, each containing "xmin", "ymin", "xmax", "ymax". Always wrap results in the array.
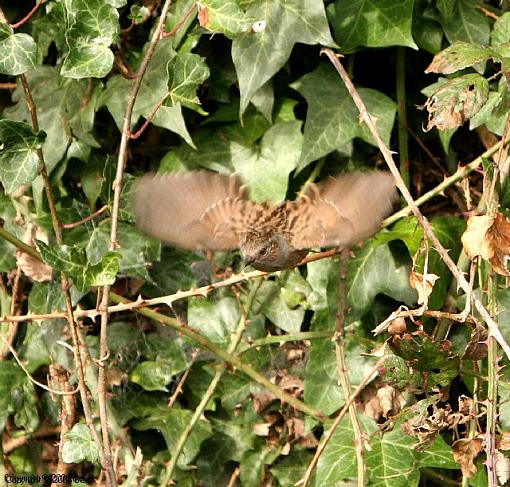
[
  {"xmin": 131, "ymin": 171, "xmax": 264, "ymax": 250},
  {"xmin": 289, "ymin": 171, "xmax": 397, "ymax": 249}
]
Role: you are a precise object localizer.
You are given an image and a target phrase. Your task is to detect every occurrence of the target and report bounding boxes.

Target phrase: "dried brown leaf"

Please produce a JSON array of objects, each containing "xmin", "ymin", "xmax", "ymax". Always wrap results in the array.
[
  {"xmin": 452, "ymin": 438, "xmax": 482, "ymax": 477},
  {"xmin": 463, "ymin": 325, "xmax": 488, "ymax": 360},
  {"xmin": 409, "ymin": 271, "xmax": 439, "ymax": 305},
  {"xmin": 461, "ymin": 214, "xmax": 495, "ymax": 260},
  {"xmin": 496, "ymin": 450, "xmax": 510, "ymax": 485}
]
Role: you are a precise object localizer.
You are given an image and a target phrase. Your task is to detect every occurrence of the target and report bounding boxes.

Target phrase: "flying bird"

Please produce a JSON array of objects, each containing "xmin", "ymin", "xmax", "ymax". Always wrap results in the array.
[{"xmin": 131, "ymin": 170, "xmax": 397, "ymax": 271}]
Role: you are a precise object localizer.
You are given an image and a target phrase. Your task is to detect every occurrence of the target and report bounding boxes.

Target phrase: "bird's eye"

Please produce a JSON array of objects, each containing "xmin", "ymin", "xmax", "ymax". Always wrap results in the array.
[{"xmin": 259, "ymin": 247, "xmax": 268, "ymax": 256}]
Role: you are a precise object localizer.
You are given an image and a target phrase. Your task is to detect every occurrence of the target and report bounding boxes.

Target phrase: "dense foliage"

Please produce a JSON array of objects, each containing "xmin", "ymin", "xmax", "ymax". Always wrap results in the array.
[{"xmin": 0, "ymin": 0, "xmax": 509, "ymax": 486}]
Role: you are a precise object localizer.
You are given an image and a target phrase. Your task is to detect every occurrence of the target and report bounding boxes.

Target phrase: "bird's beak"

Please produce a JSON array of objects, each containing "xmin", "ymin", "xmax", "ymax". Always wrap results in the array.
[{"xmin": 243, "ymin": 256, "xmax": 255, "ymax": 271}]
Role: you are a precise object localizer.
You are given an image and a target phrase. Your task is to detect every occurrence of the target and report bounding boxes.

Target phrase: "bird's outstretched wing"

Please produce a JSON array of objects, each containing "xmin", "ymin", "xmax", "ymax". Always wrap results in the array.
[
  {"xmin": 288, "ymin": 171, "xmax": 397, "ymax": 249},
  {"xmin": 131, "ymin": 171, "xmax": 266, "ymax": 250}
]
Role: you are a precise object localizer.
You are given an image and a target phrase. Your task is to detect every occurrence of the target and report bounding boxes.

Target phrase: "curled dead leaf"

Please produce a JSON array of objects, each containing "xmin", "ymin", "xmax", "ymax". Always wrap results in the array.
[
  {"xmin": 388, "ymin": 316, "xmax": 407, "ymax": 335},
  {"xmin": 498, "ymin": 432, "xmax": 510, "ymax": 451},
  {"xmin": 409, "ymin": 271, "xmax": 439, "ymax": 305},
  {"xmin": 461, "ymin": 215, "xmax": 494, "ymax": 260},
  {"xmin": 17, "ymin": 224, "xmax": 52, "ymax": 282},
  {"xmin": 463, "ymin": 325, "xmax": 488, "ymax": 361},
  {"xmin": 452, "ymin": 438, "xmax": 483, "ymax": 477},
  {"xmin": 461, "ymin": 212, "xmax": 510, "ymax": 275}
]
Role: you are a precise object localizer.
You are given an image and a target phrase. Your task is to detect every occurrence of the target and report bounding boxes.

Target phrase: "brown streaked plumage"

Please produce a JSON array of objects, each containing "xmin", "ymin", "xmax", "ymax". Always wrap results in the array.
[{"xmin": 131, "ymin": 170, "xmax": 397, "ymax": 271}]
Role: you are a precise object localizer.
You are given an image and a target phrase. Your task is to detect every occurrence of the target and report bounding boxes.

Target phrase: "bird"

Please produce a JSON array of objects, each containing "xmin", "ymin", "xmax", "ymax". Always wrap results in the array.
[{"xmin": 131, "ymin": 170, "xmax": 397, "ymax": 272}]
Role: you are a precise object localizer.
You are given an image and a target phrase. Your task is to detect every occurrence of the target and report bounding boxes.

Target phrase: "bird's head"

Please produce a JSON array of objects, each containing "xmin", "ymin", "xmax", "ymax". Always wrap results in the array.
[{"xmin": 241, "ymin": 233, "xmax": 285, "ymax": 272}]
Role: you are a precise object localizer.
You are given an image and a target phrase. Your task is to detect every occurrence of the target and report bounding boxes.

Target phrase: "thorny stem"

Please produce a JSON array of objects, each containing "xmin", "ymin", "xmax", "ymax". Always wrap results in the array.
[
  {"xmin": 322, "ymin": 48, "xmax": 510, "ymax": 363},
  {"xmin": 109, "ymin": 291, "xmax": 327, "ymax": 422},
  {"xmin": 300, "ymin": 356, "xmax": 387, "ymax": 487},
  {"xmin": 396, "ymin": 47, "xmax": 410, "ymax": 189},
  {"xmin": 333, "ymin": 251, "xmax": 365, "ymax": 486},
  {"xmin": 163, "ymin": 278, "xmax": 263, "ymax": 484},
  {"xmin": 17, "ymin": 72, "xmax": 115, "ymax": 483},
  {"xmin": 96, "ymin": 1, "xmax": 174, "ymax": 482}
]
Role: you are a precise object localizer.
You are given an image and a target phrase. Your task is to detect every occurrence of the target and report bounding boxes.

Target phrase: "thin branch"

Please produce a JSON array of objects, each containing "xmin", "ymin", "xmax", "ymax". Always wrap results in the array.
[
  {"xmin": 322, "ymin": 48, "xmax": 510, "ymax": 363},
  {"xmin": 0, "ymin": 334, "xmax": 78, "ymax": 395},
  {"xmin": 382, "ymin": 139, "xmax": 504, "ymax": 227},
  {"xmin": 162, "ymin": 3, "xmax": 197, "ymax": 37},
  {"xmin": 61, "ymin": 205, "xmax": 108, "ymax": 229},
  {"xmin": 333, "ymin": 251, "xmax": 365, "ymax": 486},
  {"xmin": 299, "ymin": 356, "xmax": 386, "ymax": 487},
  {"xmin": 109, "ymin": 291, "xmax": 327, "ymax": 421},
  {"xmin": 163, "ymin": 278, "xmax": 263, "ymax": 485},
  {"xmin": 10, "ymin": 1, "xmax": 45, "ymax": 29},
  {"xmin": 0, "ymin": 265, "xmax": 22, "ymax": 360},
  {"xmin": 95, "ymin": 2, "xmax": 180, "ymax": 481},
  {"xmin": 18, "ymin": 73, "xmax": 114, "ymax": 483},
  {"xmin": 0, "ymin": 83, "xmax": 17, "ymax": 90}
]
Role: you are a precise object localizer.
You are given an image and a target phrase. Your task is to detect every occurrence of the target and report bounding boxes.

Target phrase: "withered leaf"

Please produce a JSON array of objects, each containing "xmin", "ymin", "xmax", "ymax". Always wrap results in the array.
[
  {"xmin": 423, "ymin": 74, "xmax": 489, "ymax": 131},
  {"xmin": 452, "ymin": 438, "xmax": 483, "ymax": 477},
  {"xmin": 409, "ymin": 271, "xmax": 439, "ymax": 305},
  {"xmin": 463, "ymin": 324, "xmax": 488, "ymax": 360},
  {"xmin": 462, "ymin": 212, "xmax": 510, "ymax": 275}
]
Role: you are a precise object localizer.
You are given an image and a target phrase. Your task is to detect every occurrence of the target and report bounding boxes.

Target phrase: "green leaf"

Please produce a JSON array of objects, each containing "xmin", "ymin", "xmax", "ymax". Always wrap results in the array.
[
  {"xmin": 31, "ymin": 2, "xmax": 67, "ymax": 55},
  {"xmin": 198, "ymin": 0, "xmax": 252, "ymax": 38},
  {"xmin": 492, "ymin": 12, "xmax": 510, "ymax": 46},
  {"xmin": 0, "ymin": 120, "xmax": 45, "ymax": 194},
  {"xmin": 128, "ymin": 5, "xmax": 151, "ymax": 25},
  {"xmin": 61, "ymin": 0, "xmax": 119, "ymax": 78},
  {"xmin": 38, "ymin": 241, "xmax": 120, "ymax": 292},
  {"xmin": 5, "ymin": 67, "xmax": 101, "ymax": 171},
  {"xmin": 0, "ymin": 23, "xmax": 37, "ymax": 75},
  {"xmin": 425, "ymin": 41, "xmax": 497, "ymax": 75},
  {"xmin": 327, "ymin": 0, "xmax": 417, "ymax": 52},
  {"xmin": 317, "ymin": 416, "xmax": 457, "ymax": 486},
  {"xmin": 62, "ymin": 423, "xmax": 100, "ymax": 464},
  {"xmin": 232, "ymin": 121, "xmax": 303, "ymax": 202},
  {"xmin": 439, "ymin": 0, "xmax": 490, "ymax": 45},
  {"xmin": 86, "ymin": 223, "xmax": 160, "ymax": 281},
  {"xmin": 291, "ymin": 64, "xmax": 396, "ymax": 171},
  {"xmin": 132, "ymin": 407, "xmax": 213, "ymax": 467},
  {"xmin": 188, "ymin": 296, "xmax": 241, "ymax": 346},
  {"xmin": 232, "ymin": 0, "xmax": 335, "ymax": 115},
  {"xmin": 270, "ymin": 449, "xmax": 313, "ymax": 487},
  {"xmin": 167, "ymin": 52, "xmax": 210, "ymax": 112},
  {"xmin": 347, "ymin": 240, "xmax": 417, "ymax": 312}
]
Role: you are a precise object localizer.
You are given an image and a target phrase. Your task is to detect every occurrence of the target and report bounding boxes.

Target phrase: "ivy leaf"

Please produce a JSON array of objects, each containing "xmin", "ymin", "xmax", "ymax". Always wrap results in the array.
[
  {"xmin": 232, "ymin": 0, "xmax": 335, "ymax": 116},
  {"xmin": 188, "ymin": 296, "xmax": 241, "ymax": 346},
  {"xmin": 0, "ymin": 23, "xmax": 37, "ymax": 75},
  {"xmin": 38, "ymin": 241, "xmax": 120, "ymax": 292},
  {"xmin": 198, "ymin": 0, "xmax": 252, "ymax": 38},
  {"xmin": 317, "ymin": 416, "xmax": 457, "ymax": 486},
  {"xmin": 327, "ymin": 0, "xmax": 417, "ymax": 52},
  {"xmin": 61, "ymin": 0, "xmax": 119, "ymax": 79},
  {"xmin": 439, "ymin": 0, "xmax": 490, "ymax": 45},
  {"xmin": 167, "ymin": 52, "xmax": 210, "ymax": 113},
  {"xmin": 292, "ymin": 63, "xmax": 396, "ymax": 171},
  {"xmin": 62, "ymin": 423, "xmax": 100, "ymax": 464},
  {"xmin": 0, "ymin": 120, "xmax": 45, "ymax": 194},
  {"xmin": 492, "ymin": 12, "xmax": 510, "ymax": 46},
  {"xmin": 232, "ymin": 121, "xmax": 303, "ymax": 202},
  {"xmin": 425, "ymin": 41, "xmax": 497, "ymax": 75},
  {"xmin": 423, "ymin": 74, "xmax": 489, "ymax": 131},
  {"xmin": 347, "ymin": 240, "xmax": 417, "ymax": 312}
]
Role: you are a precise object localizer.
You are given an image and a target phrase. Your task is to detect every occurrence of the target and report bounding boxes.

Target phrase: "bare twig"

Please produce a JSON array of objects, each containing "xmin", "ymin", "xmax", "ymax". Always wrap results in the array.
[
  {"xmin": 95, "ymin": 3, "xmax": 183, "ymax": 481},
  {"xmin": 10, "ymin": 1, "xmax": 45, "ymax": 29},
  {"xmin": 0, "ymin": 265, "xmax": 23, "ymax": 360},
  {"xmin": 0, "ymin": 334, "xmax": 78, "ymax": 395},
  {"xmin": 18, "ymin": 72, "xmax": 114, "ymax": 483},
  {"xmin": 109, "ymin": 291, "xmax": 327, "ymax": 421},
  {"xmin": 322, "ymin": 48, "xmax": 510, "ymax": 362},
  {"xmin": 333, "ymin": 251, "xmax": 365, "ymax": 486},
  {"xmin": 299, "ymin": 356, "xmax": 386, "ymax": 487},
  {"xmin": 162, "ymin": 3, "xmax": 197, "ymax": 37},
  {"xmin": 62, "ymin": 205, "xmax": 108, "ymax": 229}
]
